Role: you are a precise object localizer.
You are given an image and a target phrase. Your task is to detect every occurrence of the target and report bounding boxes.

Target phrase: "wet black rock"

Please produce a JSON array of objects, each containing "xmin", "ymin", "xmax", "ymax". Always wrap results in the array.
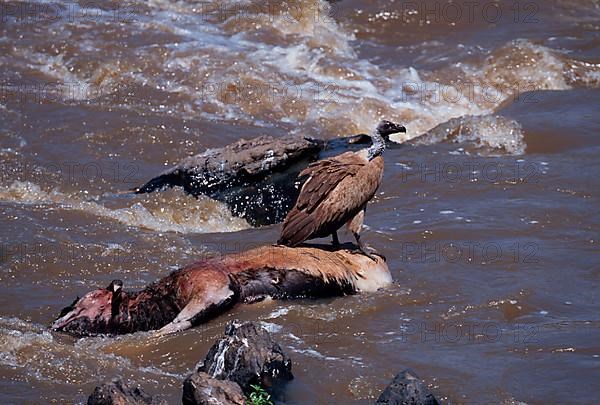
[
  {"xmin": 182, "ymin": 371, "xmax": 245, "ymax": 405},
  {"xmin": 375, "ymin": 369, "xmax": 439, "ymax": 405},
  {"xmin": 135, "ymin": 135, "xmax": 322, "ymax": 226},
  {"xmin": 198, "ymin": 320, "xmax": 293, "ymax": 393},
  {"xmin": 87, "ymin": 379, "xmax": 165, "ymax": 405},
  {"xmin": 135, "ymin": 133, "xmax": 376, "ymax": 226}
]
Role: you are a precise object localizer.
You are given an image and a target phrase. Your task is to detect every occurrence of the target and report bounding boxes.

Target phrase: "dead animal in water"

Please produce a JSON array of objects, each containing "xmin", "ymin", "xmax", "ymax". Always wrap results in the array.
[
  {"xmin": 278, "ymin": 121, "xmax": 406, "ymax": 258},
  {"xmin": 52, "ymin": 245, "xmax": 391, "ymax": 336}
]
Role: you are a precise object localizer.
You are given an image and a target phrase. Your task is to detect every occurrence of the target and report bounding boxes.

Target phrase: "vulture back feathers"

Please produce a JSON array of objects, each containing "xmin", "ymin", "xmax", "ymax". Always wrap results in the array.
[{"xmin": 278, "ymin": 151, "xmax": 384, "ymax": 246}]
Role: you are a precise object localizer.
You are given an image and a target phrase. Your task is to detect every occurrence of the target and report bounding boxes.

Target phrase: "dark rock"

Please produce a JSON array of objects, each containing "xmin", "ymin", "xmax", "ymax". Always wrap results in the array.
[
  {"xmin": 135, "ymin": 135, "xmax": 323, "ymax": 226},
  {"xmin": 182, "ymin": 371, "xmax": 245, "ymax": 405},
  {"xmin": 87, "ymin": 379, "xmax": 165, "ymax": 405},
  {"xmin": 134, "ymin": 133, "xmax": 376, "ymax": 226},
  {"xmin": 375, "ymin": 369, "xmax": 439, "ymax": 405},
  {"xmin": 199, "ymin": 320, "xmax": 293, "ymax": 393}
]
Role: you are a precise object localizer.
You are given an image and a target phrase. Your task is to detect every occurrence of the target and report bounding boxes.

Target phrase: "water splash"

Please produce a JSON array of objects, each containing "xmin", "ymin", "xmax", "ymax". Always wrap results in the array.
[{"xmin": 0, "ymin": 181, "xmax": 249, "ymax": 233}]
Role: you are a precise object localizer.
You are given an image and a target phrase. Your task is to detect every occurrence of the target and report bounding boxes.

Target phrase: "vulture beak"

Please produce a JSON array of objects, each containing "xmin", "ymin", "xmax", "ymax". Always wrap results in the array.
[{"xmin": 379, "ymin": 121, "xmax": 407, "ymax": 143}]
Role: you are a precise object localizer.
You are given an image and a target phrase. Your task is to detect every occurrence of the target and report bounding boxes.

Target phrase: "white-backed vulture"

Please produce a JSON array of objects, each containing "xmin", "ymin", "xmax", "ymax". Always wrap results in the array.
[{"xmin": 278, "ymin": 120, "xmax": 406, "ymax": 257}]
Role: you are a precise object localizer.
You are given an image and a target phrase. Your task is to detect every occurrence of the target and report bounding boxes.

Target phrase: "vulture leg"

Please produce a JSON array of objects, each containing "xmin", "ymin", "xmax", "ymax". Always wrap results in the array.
[
  {"xmin": 353, "ymin": 232, "xmax": 378, "ymax": 261},
  {"xmin": 347, "ymin": 207, "xmax": 383, "ymax": 260},
  {"xmin": 331, "ymin": 231, "xmax": 340, "ymax": 246}
]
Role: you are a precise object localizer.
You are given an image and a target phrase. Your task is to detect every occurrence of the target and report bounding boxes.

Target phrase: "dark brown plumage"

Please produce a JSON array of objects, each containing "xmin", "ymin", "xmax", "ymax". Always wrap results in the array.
[{"xmin": 278, "ymin": 120, "xmax": 406, "ymax": 257}]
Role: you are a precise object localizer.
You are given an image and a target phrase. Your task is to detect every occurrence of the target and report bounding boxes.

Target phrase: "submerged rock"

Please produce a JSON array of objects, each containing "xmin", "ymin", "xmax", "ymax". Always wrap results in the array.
[
  {"xmin": 199, "ymin": 320, "xmax": 293, "ymax": 393},
  {"xmin": 406, "ymin": 114, "xmax": 525, "ymax": 155},
  {"xmin": 87, "ymin": 379, "xmax": 165, "ymax": 405},
  {"xmin": 375, "ymin": 369, "xmax": 439, "ymax": 405},
  {"xmin": 182, "ymin": 372, "xmax": 245, "ymax": 405}
]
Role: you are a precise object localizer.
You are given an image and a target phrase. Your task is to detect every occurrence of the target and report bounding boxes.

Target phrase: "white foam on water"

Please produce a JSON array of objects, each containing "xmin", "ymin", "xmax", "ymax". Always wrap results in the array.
[
  {"xmin": 0, "ymin": 316, "xmax": 184, "ymax": 385},
  {"xmin": 258, "ymin": 321, "xmax": 283, "ymax": 333},
  {"xmin": 290, "ymin": 346, "xmax": 338, "ymax": 361},
  {"xmin": 266, "ymin": 307, "xmax": 289, "ymax": 319},
  {"xmin": 0, "ymin": 181, "xmax": 249, "ymax": 233},
  {"xmin": 5, "ymin": 1, "xmax": 598, "ymax": 154}
]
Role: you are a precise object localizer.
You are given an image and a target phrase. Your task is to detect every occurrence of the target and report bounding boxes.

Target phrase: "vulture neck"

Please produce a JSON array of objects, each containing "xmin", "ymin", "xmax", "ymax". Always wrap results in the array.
[{"xmin": 366, "ymin": 129, "xmax": 385, "ymax": 161}]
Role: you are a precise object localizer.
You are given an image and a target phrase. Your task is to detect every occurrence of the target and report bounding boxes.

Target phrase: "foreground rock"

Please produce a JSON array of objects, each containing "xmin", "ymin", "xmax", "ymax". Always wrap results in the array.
[
  {"xmin": 182, "ymin": 372, "xmax": 245, "ymax": 405},
  {"xmin": 53, "ymin": 245, "xmax": 390, "ymax": 336},
  {"xmin": 376, "ymin": 369, "xmax": 439, "ymax": 405},
  {"xmin": 183, "ymin": 321, "xmax": 291, "ymax": 404},
  {"xmin": 87, "ymin": 379, "xmax": 165, "ymax": 405},
  {"xmin": 198, "ymin": 321, "xmax": 293, "ymax": 393}
]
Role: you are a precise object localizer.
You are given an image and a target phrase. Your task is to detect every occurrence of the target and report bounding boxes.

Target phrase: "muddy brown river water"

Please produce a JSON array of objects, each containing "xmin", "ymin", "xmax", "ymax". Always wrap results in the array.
[{"xmin": 1, "ymin": 0, "xmax": 599, "ymax": 403}]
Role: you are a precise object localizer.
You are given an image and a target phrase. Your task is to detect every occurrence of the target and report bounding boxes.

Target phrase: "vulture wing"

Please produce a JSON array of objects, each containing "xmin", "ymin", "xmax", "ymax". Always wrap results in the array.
[{"xmin": 278, "ymin": 152, "xmax": 383, "ymax": 246}]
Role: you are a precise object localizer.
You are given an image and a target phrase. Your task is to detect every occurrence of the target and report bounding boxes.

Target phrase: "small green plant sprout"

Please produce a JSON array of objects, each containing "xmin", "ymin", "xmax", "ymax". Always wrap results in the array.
[{"xmin": 248, "ymin": 384, "xmax": 273, "ymax": 405}]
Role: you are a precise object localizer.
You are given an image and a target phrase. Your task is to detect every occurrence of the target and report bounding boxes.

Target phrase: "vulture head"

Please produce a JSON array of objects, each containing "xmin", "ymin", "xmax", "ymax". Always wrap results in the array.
[{"xmin": 376, "ymin": 120, "xmax": 406, "ymax": 140}]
